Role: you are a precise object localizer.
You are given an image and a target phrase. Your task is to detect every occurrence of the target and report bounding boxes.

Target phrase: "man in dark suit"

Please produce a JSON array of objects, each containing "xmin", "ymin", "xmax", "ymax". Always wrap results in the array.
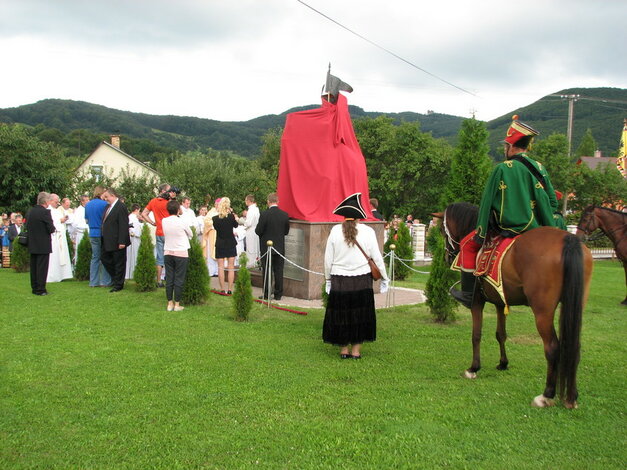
[
  {"xmin": 255, "ymin": 193, "xmax": 290, "ymax": 300},
  {"xmin": 26, "ymin": 192, "xmax": 56, "ymax": 295},
  {"xmin": 7, "ymin": 214, "xmax": 24, "ymax": 251},
  {"xmin": 101, "ymin": 188, "xmax": 130, "ymax": 292}
]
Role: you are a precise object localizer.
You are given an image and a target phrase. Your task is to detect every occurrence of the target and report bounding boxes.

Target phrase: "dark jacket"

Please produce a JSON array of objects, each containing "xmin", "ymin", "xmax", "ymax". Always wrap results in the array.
[
  {"xmin": 101, "ymin": 200, "xmax": 131, "ymax": 252},
  {"xmin": 255, "ymin": 206, "xmax": 290, "ymax": 254},
  {"xmin": 25, "ymin": 205, "xmax": 55, "ymax": 254}
]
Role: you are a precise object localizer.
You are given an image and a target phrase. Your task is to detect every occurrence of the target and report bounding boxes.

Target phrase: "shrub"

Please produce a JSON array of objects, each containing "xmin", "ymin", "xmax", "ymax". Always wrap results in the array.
[
  {"xmin": 232, "ymin": 253, "xmax": 253, "ymax": 321},
  {"xmin": 181, "ymin": 228, "xmax": 210, "ymax": 305},
  {"xmin": 134, "ymin": 224, "xmax": 157, "ymax": 292},
  {"xmin": 66, "ymin": 230, "xmax": 75, "ymax": 266},
  {"xmin": 74, "ymin": 235, "xmax": 92, "ymax": 281},
  {"xmin": 10, "ymin": 241, "xmax": 29, "ymax": 273},
  {"xmin": 425, "ymin": 226, "xmax": 458, "ymax": 323},
  {"xmin": 384, "ymin": 222, "xmax": 413, "ymax": 280}
]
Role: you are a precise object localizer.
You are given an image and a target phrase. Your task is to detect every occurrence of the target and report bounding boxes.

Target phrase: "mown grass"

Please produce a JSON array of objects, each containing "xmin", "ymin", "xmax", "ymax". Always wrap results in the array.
[{"xmin": 1, "ymin": 261, "xmax": 625, "ymax": 469}]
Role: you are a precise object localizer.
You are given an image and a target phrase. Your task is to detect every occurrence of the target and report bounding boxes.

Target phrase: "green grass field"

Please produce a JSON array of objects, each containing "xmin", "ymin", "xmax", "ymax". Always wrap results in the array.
[{"xmin": 1, "ymin": 261, "xmax": 625, "ymax": 469}]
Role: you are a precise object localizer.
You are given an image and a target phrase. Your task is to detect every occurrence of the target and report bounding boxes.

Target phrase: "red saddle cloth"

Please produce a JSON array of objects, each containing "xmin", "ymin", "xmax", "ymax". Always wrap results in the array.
[{"xmin": 453, "ymin": 232, "xmax": 519, "ymax": 309}]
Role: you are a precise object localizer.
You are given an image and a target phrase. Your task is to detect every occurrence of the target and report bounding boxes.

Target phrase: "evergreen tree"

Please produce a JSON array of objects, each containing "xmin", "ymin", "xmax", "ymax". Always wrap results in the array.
[
  {"xmin": 134, "ymin": 224, "xmax": 157, "ymax": 292},
  {"xmin": 383, "ymin": 222, "xmax": 413, "ymax": 281},
  {"xmin": 10, "ymin": 241, "xmax": 29, "ymax": 273},
  {"xmin": 425, "ymin": 225, "xmax": 458, "ymax": 322},
  {"xmin": 74, "ymin": 235, "xmax": 92, "ymax": 281},
  {"xmin": 181, "ymin": 228, "xmax": 210, "ymax": 305},
  {"xmin": 444, "ymin": 117, "xmax": 492, "ymax": 206},
  {"xmin": 232, "ymin": 253, "xmax": 253, "ymax": 321},
  {"xmin": 575, "ymin": 128, "xmax": 598, "ymax": 158},
  {"xmin": 66, "ymin": 230, "xmax": 75, "ymax": 266}
]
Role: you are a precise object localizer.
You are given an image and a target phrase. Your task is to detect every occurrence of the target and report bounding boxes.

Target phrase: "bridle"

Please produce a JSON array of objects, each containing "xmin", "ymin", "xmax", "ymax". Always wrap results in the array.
[{"xmin": 442, "ymin": 208, "xmax": 460, "ymax": 263}]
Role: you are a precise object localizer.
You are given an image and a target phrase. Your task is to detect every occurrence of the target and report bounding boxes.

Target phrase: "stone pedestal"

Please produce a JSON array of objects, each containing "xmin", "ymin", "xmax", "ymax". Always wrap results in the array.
[{"xmin": 251, "ymin": 220, "xmax": 386, "ymax": 300}]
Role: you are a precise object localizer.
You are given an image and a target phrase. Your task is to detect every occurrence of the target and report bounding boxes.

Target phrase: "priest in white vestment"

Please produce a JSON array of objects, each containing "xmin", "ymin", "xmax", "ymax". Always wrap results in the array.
[
  {"xmin": 126, "ymin": 204, "xmax": 143, "ymax": 279},
  {"xmin": 47, "ymin": 194, "xmax": 73, "ymax": 282},
  {"xmin": 241, "ymin": 195, "xmax": 260, "ymax": 268}
]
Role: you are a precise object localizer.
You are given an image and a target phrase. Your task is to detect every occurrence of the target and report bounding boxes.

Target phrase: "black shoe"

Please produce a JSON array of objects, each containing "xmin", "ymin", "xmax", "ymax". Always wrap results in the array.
[
  {"xmin": 34, "ymin": 292, "xmax": 48, "ymax": 296},
  {"xmin": 273, "ymin": 295, "xmax": 282, "ymax": 301},
  {"xmin": 227, "ymin": 291, "xmax": 232, "ymax": 295},
  {"xmin": 110, "ymin": 287, "xmax": 122, "ymax": 293},
  {"xmin": 351, "ymin": 355, "xmax": 362, "ymax": 360},
  {"xmin": 340, "ymin": 354, "xmax": 352, "ymax": 359},
  {"xmin": 450, "ymin": 271, "xmax": 476, "ymax": 309}
]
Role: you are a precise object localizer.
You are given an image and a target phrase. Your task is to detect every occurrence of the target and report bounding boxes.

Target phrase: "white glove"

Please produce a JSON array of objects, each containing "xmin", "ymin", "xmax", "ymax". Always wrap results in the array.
[
  {"xmin": 325, "ymin": 280, "xmax": 331, "ymax": 295},
  {"xmin": 380, "ymin": 279, "xmax": 389, "ymax": 294}
]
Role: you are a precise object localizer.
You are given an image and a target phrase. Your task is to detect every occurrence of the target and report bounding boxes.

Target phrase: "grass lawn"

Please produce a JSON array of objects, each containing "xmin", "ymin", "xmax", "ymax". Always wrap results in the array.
[{"xmin": 1, "ymin": 261, "xmax": 625, "ymax": 469}]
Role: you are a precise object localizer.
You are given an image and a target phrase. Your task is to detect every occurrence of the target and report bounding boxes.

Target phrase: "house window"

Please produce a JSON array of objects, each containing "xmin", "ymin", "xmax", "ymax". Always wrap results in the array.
[{"xmin": 91, "ymin": 165, "xmax": 103, "ymax": 182}]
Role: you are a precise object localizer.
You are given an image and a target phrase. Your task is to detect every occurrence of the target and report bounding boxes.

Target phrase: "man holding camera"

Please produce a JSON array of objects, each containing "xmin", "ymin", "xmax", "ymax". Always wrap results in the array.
[{"xmin": 142, "ymin": 183, "xmax": 179, "ymax": 287}]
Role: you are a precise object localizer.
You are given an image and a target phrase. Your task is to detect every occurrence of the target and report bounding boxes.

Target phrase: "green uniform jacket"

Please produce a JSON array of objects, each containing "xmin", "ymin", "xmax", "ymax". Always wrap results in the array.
[{"xmin": 476, "ymin": 153, "xmax": 558, "ymax": 240}]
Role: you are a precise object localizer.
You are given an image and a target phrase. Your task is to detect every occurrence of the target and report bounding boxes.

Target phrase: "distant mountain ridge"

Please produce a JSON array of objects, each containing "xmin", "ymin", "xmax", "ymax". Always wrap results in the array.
[{"xmin": 0, "ymin": 87, "xmax": 625, "ymax": 158}]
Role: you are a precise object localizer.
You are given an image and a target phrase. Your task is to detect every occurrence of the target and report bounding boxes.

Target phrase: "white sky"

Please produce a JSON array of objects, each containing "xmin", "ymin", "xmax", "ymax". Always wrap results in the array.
[{"xmin": 1, "ymin": 0, "xmax": 626, "ymax": 122}]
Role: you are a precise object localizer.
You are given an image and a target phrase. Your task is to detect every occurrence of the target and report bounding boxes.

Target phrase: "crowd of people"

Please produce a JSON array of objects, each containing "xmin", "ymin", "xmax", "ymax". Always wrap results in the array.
[{"xmin": 9, "ymin": 183, "xmax": 293, "ymax": 311}]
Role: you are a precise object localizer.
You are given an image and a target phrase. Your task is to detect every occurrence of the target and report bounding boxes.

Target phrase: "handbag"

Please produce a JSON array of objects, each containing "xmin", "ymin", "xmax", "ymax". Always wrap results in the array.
[
  {"xmin": 17, "ymin": 230, "xmax": 28, "ymax": 247},
  {"xmin": 354, "ymin": 240, "xmax": 382, "ymax": 281}
]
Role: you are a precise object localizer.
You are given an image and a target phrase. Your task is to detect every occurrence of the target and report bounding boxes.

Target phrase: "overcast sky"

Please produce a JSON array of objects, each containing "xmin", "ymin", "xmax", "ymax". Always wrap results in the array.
[{"xmin": 1, "ymin": 0, "xmax": 626, "ymax": 122}]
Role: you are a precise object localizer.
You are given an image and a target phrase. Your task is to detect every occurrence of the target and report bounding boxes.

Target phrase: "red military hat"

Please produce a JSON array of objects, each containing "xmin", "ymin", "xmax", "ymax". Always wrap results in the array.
[{"xmin": 503, "ymin": 115, "xmax": 539, "ymax": 146}]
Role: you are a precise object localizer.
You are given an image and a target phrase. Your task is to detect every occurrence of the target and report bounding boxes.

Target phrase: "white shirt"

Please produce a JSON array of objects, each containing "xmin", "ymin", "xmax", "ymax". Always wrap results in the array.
[
  {"xmin": 324, "ymin": 223, "xmax": 388, "ymax": 280},
  {"xmin": 162, "ymin": 215, "xmax": 193, "ymax": 252},
  {"xmin": 181, "ymin": 206, "xmax": 197, "ymax": 229}
]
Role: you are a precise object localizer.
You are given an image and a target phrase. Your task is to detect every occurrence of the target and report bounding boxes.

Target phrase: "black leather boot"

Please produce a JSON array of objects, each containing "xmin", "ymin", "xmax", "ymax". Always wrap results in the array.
[{"xmin": 450, "ymin": 271, "xmax": 476, "ymax": 308}]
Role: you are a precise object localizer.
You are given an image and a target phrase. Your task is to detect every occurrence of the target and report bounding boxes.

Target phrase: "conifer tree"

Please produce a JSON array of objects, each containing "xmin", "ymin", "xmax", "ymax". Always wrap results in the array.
[
  {"xmin": 575, "ymin": 128, "xmax": 598, "ymax": 158},
  {"xmin": 444, "ymin": 117, "xmax": 492, "ymax": 205},
  {"xmin": 384, "ymin": 222, "xmax": 413, "ymax": 280},
  {"xmin": 74, "ymin": 235, "xmax": 92, "ymax": 281},
  {"xmin": 181, "ymin": 228, "xmax": 210, "ymax": 305},
  {"xmin": 10, "ymin": 240, "xmax": 29, "ymax": 273},
  {"xmin": 134, "ymin": 223, "xmax": 157, "ymax": 292},
  {"xmin": 232, "ymin": 253, "xmax": 253, "ymax": 321},
  {"xmin": 425, "ymin": 225, "xmax": 458, "ymax": 322},
  {"xmin": 66, "ymin": 230, "xmax": 75, "ymax": 265}
]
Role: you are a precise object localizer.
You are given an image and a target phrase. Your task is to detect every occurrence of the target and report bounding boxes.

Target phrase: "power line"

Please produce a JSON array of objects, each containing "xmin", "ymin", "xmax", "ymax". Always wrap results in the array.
[{"xmin": 296, "ymin": 0, "xmax": 477, "ymax": 97}]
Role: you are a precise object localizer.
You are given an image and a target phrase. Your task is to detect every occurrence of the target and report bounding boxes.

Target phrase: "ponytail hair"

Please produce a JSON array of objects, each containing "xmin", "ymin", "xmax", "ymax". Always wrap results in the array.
[{"xmin": 342, "ymin": 219, "xmax": 358, "ymax": 246}]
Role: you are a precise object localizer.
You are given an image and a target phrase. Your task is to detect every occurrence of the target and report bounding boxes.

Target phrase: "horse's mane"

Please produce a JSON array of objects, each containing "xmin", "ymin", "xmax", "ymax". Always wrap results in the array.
[
  {"xmin": 446, "ymin": 202, "xmax": 479, "ymax": 236},
  {"xmin": 589, "ymin": 205, "xmax": 627, "ymax": 216}
]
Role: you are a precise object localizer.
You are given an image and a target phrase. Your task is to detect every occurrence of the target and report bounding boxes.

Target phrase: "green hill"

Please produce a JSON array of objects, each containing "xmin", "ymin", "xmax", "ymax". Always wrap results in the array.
[{"xmin": 0, "ymin": 87, "xmax": 625, "ymax": 159}]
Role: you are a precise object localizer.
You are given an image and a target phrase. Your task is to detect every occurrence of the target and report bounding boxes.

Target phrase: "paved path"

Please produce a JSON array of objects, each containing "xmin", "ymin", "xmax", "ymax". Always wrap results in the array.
[{"xmin": 210, "ymin": 277, "xmax": 425, "ymax": 310}]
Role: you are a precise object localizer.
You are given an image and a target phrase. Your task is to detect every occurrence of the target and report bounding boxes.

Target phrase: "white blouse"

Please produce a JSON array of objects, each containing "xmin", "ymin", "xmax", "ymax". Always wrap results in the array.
[
  {"xmin": 162, "ymin": 215, "xmax": 193, "ymax": 252},
  {"xmin": 324, "ymin": 223, "xmax": 388, "ymax": 280}
]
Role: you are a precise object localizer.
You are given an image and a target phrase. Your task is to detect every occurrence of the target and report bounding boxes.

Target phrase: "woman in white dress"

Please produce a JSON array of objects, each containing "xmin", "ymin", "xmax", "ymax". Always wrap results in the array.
[
  {"xmin": 47, "ymin": 194, "xmax": 73, "ymax": 282},
  {"xmin": 125, "ymin": 204, "xmax": 143, "ymax": 279}
]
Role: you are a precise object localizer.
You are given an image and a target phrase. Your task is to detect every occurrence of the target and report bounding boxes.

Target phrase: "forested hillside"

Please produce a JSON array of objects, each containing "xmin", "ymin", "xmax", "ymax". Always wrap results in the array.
[{"xmin": 0, "ymin": 87, "xmax": 625, "ymax": 161}]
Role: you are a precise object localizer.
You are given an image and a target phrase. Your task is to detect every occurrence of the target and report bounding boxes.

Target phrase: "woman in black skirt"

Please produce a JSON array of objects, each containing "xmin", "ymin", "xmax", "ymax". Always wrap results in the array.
[
  {"xmin": 212, "ymin": 197, "xmax": 239, "ymax": 294},
  {"xmin": 323, "ymin": 193, "xmax": 389, "ymax": 359}
]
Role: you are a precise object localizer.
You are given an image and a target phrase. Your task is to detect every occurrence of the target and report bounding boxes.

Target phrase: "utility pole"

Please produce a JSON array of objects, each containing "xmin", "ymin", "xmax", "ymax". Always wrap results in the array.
[{"xmin": 560, "ymin": 94, "xmax": 579, "ymax": 157}]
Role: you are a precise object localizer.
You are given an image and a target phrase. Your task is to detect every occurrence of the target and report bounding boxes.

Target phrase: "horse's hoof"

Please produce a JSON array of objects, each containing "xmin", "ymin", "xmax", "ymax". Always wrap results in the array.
[
  {"xmin": 496, "ymin": 363, "xmax": 508, "ymax": 371},
  {"xmin": 531, "ymin": 394, "xmax": 556, "ymax": 408},
  {"xmin": 564, "ymin": 401, "xmax": 579, "ymax": 409},
  {"xmin": 463, "ymin": 370, "xmax": 477, "ymax": 379}
]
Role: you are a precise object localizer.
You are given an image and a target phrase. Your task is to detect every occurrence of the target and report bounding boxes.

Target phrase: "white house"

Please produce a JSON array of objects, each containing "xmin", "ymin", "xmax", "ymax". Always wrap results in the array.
[{"xmin": 76, "ymin": 135, "xmax": 160, "ymax": 182}]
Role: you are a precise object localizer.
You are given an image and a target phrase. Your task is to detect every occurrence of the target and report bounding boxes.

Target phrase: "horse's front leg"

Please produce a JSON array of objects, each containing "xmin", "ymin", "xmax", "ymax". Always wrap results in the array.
[
  {"xmin": 464, "ymin": 301, "xmax": 484, "ymax": 379},
  {"xmin": 622, "ymin": 263, "xmax": 627, "ymax": 306},
  {"xmin": 495, "ymin": 305, "xmax": 509, "ymax": 370}
]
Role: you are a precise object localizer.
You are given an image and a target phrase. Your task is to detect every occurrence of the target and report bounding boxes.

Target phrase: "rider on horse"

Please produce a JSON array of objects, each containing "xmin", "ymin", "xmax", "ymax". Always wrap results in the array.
[{"xmin": 451, "ymin": 115, "xmax": 564, "ymax": 308}]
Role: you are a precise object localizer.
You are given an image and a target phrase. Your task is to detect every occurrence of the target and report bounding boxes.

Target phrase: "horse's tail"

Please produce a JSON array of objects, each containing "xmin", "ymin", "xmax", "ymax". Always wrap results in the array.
[{"xmin": 558, "ymin": 233, "xmax": 584, "ymax": 403}]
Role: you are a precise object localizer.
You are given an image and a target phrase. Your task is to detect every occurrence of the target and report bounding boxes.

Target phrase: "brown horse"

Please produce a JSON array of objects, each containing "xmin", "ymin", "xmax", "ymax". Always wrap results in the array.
[
  {"xmin": 576, "ymin": 205, "xmax": 627, "ymax": 304},
  {"xmin": 439, "ymin": 203, "xmax": 593, "ymax": 408}
]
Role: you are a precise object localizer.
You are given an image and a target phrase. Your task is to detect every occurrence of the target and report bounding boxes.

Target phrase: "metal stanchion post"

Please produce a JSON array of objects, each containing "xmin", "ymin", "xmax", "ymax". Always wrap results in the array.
[
  {"xmin": 265, "ymin": 240, "xmax": 273, "ymax": 307},
  {"xmin": 386, "ymin": 244, "xmax": 396, "ymax": 307}
]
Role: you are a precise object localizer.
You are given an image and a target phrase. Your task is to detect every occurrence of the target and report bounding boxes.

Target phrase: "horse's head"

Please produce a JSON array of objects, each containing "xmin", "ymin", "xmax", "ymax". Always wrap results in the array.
[
  {"xmin": 576, "ymin": 205, "xmax": 599, "ymax": 241},
  {"xmin": 435, "ymin": 203, "xmax": 478, "ymax": 265}
]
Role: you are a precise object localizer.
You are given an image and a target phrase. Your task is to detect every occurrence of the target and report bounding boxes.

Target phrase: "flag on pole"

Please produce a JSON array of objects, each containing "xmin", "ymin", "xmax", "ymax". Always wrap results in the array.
[{"xmin": 617, "ymin": 119, "xmax": 627, "ymax": 178}]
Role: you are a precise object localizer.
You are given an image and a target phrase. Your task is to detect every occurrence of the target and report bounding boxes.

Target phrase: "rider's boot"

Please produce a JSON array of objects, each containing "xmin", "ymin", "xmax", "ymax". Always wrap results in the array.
[{"xmin": 450, "ymin": 271, "xmax": 476, "ymax": 309}]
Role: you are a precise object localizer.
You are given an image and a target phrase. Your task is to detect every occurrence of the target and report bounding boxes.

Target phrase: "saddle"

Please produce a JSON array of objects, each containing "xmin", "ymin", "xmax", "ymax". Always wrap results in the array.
[{"xmin": 453, "ymin": 232, "xmax": 519, "ymax": 308}]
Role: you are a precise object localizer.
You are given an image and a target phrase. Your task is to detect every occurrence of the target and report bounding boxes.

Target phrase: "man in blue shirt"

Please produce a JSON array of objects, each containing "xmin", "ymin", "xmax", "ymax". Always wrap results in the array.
[{"xmin": 84, "ymin": 186, "xmax": 111, "ymax": 287}]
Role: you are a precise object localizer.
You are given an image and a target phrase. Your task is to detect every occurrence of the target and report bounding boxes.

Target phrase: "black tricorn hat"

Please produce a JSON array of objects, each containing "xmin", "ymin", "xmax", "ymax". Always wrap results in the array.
[{"xmin": 333, "ymin": 192, "xmax": 367, "ymax": 219}]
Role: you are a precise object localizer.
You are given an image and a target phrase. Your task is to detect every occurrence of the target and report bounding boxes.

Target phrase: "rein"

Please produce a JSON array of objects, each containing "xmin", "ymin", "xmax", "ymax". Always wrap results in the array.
[{"xmin": 577, "ymin": 206, "xmax": 627, "ymax": 247}]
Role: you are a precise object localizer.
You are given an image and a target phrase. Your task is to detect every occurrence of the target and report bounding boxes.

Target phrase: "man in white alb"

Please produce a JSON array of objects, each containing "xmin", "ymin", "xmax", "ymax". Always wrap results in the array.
[{"xmin": 241, "ymin": 194, "xmax": 260, "ymax": 268}]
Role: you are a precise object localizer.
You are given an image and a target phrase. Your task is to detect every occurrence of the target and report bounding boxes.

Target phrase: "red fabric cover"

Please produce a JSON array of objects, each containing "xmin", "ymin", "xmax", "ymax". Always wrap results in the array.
[{"xmin": 277, "ymin": 93, "xmax": 376, "ymax": 222}]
